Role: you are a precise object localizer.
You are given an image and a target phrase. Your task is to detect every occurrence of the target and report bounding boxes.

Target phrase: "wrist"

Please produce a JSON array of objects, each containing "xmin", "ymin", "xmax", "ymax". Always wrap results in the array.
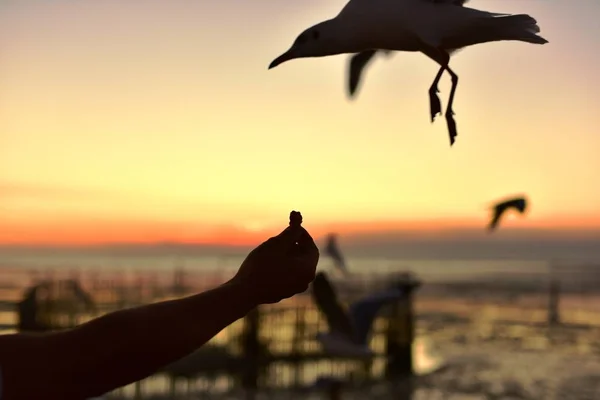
[{"xmin": 221, "ymin": 278, "xmax": 261, "ymax": 315}]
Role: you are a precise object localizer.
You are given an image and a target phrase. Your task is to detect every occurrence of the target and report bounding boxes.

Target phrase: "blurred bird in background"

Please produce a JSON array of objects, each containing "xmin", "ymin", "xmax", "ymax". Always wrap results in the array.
[
  {"xmin": 324, "ymin": 233, "xmax": 349, "ymax": 276},
  {"xmin": 488, "ymin": 196, "xmax": 528, "ymax": 231}
]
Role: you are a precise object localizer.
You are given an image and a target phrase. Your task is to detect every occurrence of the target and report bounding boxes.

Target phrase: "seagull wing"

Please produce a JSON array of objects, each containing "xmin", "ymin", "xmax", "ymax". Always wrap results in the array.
[
  {"xmin": 419, "ymin": 0, "xmax": 510, "ymax": 16},
  {"xmin": 311, "ymin": 272, "xmax": 357, "ymax": 341},
  {"xmin": 70, "ymin": 280, "xmax": 96, "ymax": 310},
  {"xmin": 488, "ymin": 204, "xmax": 504, "ymax": 231},
  {"xmin": 417, "ymin": 0, "xmax": 510, "ymax": 18},
  {"xmin": 488, "ymin": 196, "xmax": 528, "ymax": 231},
  {"xmin": 348, "ymin": 50, "xmax": 379, "ymax": 97},
  {"xmin": 422, "ymin": 0, "xmax": 470, "ymax": 5},
  {"xmin": 349, "ymin": 287, "xmax": 405, "ymax": 345}
]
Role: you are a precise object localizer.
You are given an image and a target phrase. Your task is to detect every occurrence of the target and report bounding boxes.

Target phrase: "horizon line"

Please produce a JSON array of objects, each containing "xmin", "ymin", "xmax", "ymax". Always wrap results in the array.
[{"xmin": 1, "ymin": 225, "xmax": 599, "ymax": 249}]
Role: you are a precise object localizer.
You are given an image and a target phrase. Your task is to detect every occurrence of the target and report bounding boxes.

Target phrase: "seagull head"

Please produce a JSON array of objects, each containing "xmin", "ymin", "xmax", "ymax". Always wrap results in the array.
[{"xmin": 269, "ymin": 20, "xmax": 346, "ymax": 69}]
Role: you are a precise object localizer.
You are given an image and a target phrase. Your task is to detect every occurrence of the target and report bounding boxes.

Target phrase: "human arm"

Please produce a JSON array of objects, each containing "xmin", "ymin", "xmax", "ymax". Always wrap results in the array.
[
  {"xmin": 0, "ymin": 278, "xmax": 258, "ymax": 400},
  {"xmin": 0, "ymin": 214, "xmax": 319, "ymax": 400}
]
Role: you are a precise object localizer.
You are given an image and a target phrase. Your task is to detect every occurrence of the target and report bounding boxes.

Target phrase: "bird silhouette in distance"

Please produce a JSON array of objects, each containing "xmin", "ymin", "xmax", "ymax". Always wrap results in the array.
[
  {"xmin": 311, "ymin": 271, "xmax": 405, "ymax": 358},
  {"xmin": 269, "ymin": 0, "xmax": 547, "ymax": 146},
  {"xmin": 488, "ymin": 196, "xmax": 528, "ymax": 231},
  {"xmin": 324, "ymin": 233, "xmax": 349, "ymax": 276}
]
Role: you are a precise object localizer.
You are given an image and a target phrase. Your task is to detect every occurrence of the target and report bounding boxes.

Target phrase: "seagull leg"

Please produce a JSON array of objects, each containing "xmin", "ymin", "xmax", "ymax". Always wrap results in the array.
[
  {"xmin": 443, "ymin": 66, "xmax": 459, "ymax": 146},
  {"xmin": 428, "ymin": 66, "xmax": 444, "ymax": 122},
  {"xmin": 421, "ymin": 47, "xmax": 459, "ymax": 144}
]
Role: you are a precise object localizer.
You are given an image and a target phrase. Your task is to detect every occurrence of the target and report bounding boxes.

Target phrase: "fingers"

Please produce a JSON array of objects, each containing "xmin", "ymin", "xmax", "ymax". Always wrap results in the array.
[
  {"xmin": 297, "ymin": 225, "xmax": 314, "ymax": 242},
  {"xmin": 270, "ymin": 225, "xmax": 307, "ymax": 254},
  {"xmin": 276, "ymin": 224, "xmax": 304, "ymax": 242},
  {"xmin": 289, "ymin": 273, "xmax": 313, "ymax": 294},
  {"xmin": 296, "ymin": 229, "xmax": 318, "ymax": 254},
  {"xmin": 262, "ymin": 223, "xmax": 319, "ymax": 279},
  {"xmin": 290, "ymin": 246, "xmax": 319, "ymax": 281},
  {"xmin": 256, "ymin": 225, "xmax": 316, "ymax": 259}
]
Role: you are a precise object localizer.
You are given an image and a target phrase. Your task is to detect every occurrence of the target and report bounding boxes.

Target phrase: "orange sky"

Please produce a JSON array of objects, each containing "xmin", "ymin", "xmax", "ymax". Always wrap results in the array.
[
  {"xmin": 1, "ymin": 0, "xmax": 599, "ymax": 246},
  {"xmin": 1, "ymin": 210, "xmax": 599, "ymax": 247}
]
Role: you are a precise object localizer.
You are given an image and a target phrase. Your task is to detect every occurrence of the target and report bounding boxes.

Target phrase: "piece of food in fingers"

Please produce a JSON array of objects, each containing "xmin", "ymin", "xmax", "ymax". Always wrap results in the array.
[
  {"xmin": 289, "ymin": 210, "xmax": 303, "ymax": 227},
  {"xmin": 288, "ymin": 211, "xmax": 305, "ymax": 256}
]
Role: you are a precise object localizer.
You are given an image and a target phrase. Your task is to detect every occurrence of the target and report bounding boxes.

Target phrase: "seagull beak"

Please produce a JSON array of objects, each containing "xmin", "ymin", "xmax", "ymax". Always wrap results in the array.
[{"xmin": 268, "ymin": 47, "xmax": 296, "ymax": 69}]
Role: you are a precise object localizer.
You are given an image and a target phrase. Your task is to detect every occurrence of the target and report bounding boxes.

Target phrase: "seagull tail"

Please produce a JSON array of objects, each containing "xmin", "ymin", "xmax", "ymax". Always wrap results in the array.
[{"xmin": 474, "ymin": 14, "xmax": 548, "ymax": 45}]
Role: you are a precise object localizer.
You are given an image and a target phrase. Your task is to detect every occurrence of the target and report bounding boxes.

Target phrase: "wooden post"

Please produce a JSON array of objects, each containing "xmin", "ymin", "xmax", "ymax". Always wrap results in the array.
[
  {"xmin": 17, "ymin": 282, "xmax": 52, "ymax": 333},
  {"xmin": 548, "ymin": 278, "xmax": 560, "ymax": 326},
  {"xmin": 242, "ymin": 307, "xmax": 261, "ymax": 399},
  {"xmin": 133, "ymin": 381, "xmax": 142, "ymax": 400},
  {"xmin": 293, "ymin": 306, "xmax": 305, "ymax": 387},
  {"xmin": 385, "ymin": 275, "xmax": 420, "ymax": 379}
]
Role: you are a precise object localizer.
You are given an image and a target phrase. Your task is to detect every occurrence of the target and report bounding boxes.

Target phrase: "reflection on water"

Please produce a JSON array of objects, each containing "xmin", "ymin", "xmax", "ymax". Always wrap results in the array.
[
  {"xmin": 413, "ymin": 313, "xmax": 600, "ymax": 400},
  {"xmin": 413, "ymin": 337, "xmax": 444, "ymax": 376}
]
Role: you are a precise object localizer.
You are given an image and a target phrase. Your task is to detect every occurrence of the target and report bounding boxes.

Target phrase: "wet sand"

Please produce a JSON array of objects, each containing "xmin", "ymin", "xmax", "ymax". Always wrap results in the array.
[
  {"xmin": 413, "ymin": 318, "xmax": 600, "ymax": 400},
  {"xmin": 106, "ymin": 315, "xmax": 600, "ymax": 399}
]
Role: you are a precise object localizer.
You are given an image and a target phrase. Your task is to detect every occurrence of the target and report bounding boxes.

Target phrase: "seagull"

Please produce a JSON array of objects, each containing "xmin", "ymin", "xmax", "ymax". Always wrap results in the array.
[
  {"xmin": 346, "ymin": 0, "xmax": 467, "ymax": 99},
  {"xmin": 488, "ymin": 195, "xmax": 528, "ymax": 231},
  {"xmin": 324, "ymin": 233, "xmax": 349, "ymax": 276},
  {"xmin": 311, "ymin": 271, "xmax": 405, "ymax": 358},
  {"xmin": 269, "ymin": 0, "xmax": 548, "ymax": 146}
]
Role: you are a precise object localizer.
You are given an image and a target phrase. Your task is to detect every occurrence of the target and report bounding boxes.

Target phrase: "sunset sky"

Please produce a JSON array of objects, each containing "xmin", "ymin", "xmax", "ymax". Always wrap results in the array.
[{"xmin": 1, "ymin": 0, "xmax": 599, "ymax": 246}]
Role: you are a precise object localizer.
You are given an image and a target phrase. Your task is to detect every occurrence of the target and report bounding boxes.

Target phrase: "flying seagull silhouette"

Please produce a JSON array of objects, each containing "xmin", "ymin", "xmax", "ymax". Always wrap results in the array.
[
  {"xmin": 324, "ymin": 233, "xmax": 349, "ymax": 276},
  {"xmin": 311, "ymin": 271, "xmax": 405, "ymax": 357},
  {"xmin": 269, "ymin": 0, "xmax": 547, "ymax": 146},
  {"xmin": 488, "ymin": 196, "xmax": 528, "ymax": 231}
]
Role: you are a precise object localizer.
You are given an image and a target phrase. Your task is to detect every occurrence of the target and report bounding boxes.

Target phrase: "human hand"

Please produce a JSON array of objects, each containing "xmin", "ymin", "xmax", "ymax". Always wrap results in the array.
[{"xmin": 231, "ymin": 211, "xmax": 319, "ymax": 305}]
